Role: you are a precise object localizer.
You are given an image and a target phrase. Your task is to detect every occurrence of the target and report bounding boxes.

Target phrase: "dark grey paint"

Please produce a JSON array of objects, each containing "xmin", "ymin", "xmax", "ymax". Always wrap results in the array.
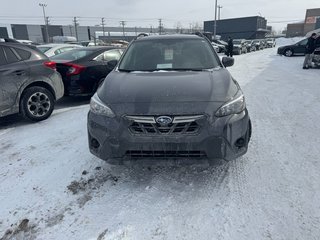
[{"xmin": 88, "ymin": 35, "xmax": 251, "ymax": 163}]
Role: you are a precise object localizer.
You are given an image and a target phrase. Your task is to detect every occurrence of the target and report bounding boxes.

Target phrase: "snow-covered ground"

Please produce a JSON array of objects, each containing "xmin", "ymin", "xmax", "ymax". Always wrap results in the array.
[{"xmin": 1, "ymin": 45, "xmax": 320, "ymax": 240}]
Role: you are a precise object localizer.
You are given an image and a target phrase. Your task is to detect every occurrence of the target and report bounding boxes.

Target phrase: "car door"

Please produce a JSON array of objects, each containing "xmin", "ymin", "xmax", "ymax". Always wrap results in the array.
[
  {"xmin": 0, "ymin": 46, "xmax": 30, "ymax": 115},
  {"xmin": 295, "ymin": 39, "xmax": 308, "ymax": 54}
]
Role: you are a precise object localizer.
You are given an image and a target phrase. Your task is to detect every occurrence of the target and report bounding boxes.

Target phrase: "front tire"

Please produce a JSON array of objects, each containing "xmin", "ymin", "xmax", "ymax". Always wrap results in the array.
[
  {"xmin": 20, "ymin": 86, "xmax": 55, "ymax": 121},
  {"xmin": 284, "ymin": 49, "xmax": 293, "ymax": 57}
]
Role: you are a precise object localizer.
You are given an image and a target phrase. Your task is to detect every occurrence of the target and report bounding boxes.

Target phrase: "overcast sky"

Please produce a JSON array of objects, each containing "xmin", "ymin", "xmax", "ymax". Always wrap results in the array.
[{"xmin": 0, "ymin": 0, "xmax": 319, "ymax": 31}]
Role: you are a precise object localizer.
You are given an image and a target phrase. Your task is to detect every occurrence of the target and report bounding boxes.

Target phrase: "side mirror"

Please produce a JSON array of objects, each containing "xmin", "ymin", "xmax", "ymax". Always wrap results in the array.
[
  {"xmin": 222, "ymin": 57, "xmax": 234, "ymax": 68},
  {"xmin": 106, "ymin": 59, "xmax": 118, "ymax": 69}
]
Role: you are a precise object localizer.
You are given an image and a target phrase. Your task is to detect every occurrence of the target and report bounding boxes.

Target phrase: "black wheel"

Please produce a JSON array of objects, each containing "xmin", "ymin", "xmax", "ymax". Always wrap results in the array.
[
  {"xmin": 20, "ymin": 86, "xmax": 55, "ymax": 121},
  {"xmin": 284, "ymin": 49, "xmax": 293, "ymax": 57}
]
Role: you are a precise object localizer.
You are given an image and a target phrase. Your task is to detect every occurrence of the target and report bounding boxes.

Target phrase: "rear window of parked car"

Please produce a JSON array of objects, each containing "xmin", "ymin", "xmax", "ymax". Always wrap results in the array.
[
  {"xmin": 14, "ymin": 48, "xmax": 32, "ymax": 60},
  {"xmin": 3, "ymin": 46, "xmax": 19, "ymax": 64},
  {"xmin": 38, "ymin": 47, "xmax": 52, "ymax": 53},
  {"xmin": 0, "ymin": 47, "xmax": 6, "ymax": 65},
  {"xmin": 51, "ymin": 49, "xmax": 95, "ymax": 61}
]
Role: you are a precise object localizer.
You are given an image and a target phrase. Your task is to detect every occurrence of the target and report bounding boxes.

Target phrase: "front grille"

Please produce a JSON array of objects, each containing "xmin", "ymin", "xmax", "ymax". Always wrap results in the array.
[
  {"xmin": 125, "ymin": 150, "xmax": 207, "ymax": 159},
  {"xmin": 130, "ymin": 121, "xmax": 199, "ymax": 134},
  {"xmin": 126, "ymin": 115, "xmax": 204, "ymax": 135}
]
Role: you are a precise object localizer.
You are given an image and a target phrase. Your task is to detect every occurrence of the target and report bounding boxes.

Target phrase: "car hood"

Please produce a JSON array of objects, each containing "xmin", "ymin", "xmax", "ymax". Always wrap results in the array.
[{"xmin": 97, "ymin": 69, "xmax": 238, "ymax": 104}]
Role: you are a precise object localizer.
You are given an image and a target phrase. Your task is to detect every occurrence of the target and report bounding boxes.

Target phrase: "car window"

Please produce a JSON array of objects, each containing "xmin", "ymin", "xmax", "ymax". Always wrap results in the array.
[
  {"xmin": 37, "ymin": 46, "xmax": 52, "ymax": 53},
  {"xmin": 59, "ymin": 47, "xmax": 76, "ymax": 54},
  {"xmin": 3, "ymin": 46, "xmax": 20, "ymax": 64},
  {"xmin": 104, "ymin": 49, "xmax": 121, "ymax": 62},
  {"xmin": 298, "ymin": 39, "xmax": 308, "ymax": 45},
  {"xmin": 54, "ymin": 47, "xmax": 75, "ymax": 56},
  {"xmin": 0, "ymin": 47, "xmax": 7, "ymax": 65},
  {"xmin": 93, "ymin": 52, "xmax": 104, "ymax": 61},
  {"xmin": 13, "ymin": 48, "xmax": 31, "ymax": 60},
  {"xmin": 119, "ymin": 38, "xmax": 220, "ymax": 71}
]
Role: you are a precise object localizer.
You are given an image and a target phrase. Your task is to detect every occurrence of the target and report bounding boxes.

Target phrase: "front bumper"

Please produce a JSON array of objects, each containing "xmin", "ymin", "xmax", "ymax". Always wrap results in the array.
[
  {"xmin": 277, "ymin": 48, "xmax": 284, "ymax": 55},
  {"xmin": 87, "ymin": 110, "xmax": 251, "ymax": 163}
]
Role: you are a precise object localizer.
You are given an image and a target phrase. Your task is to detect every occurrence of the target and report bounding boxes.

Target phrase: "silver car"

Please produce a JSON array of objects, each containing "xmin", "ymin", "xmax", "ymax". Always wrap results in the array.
[
  {"xmin": 0, "ymin": 42, "xmax": 64, "ymax": 121},
  {"xmin": 37, "ymin": 43, "xmax": 82, "ymax": 57}
]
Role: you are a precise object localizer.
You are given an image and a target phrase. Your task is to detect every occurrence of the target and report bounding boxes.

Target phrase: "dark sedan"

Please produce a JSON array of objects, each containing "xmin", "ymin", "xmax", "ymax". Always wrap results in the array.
[
  {"xmin": 87, "ymin": 34, "xmax": 252, "ymax": 164},
  {"xmin": 51, "ymin": 47, "xmax": 123, "ymax": 96},
  {"xmin": 277, "ymin": 38, "xmax": 309, "ymax": 57}
]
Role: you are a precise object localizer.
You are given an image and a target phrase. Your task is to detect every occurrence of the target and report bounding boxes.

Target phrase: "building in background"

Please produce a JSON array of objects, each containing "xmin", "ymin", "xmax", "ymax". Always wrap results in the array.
[
  {"xmin": 204, "ymin": 16, "xmax": 268, "ymax": 40},
  {"xmin": 286, "ymin": 8, "xmax": 320, "ymax": 37},
  {"xmin": 286, "ymin": 22, "xmax": 305, "ymax": 37},
  {"xmin": 0, "ymin": 23, "xmax": 179, "ymax": 43}
]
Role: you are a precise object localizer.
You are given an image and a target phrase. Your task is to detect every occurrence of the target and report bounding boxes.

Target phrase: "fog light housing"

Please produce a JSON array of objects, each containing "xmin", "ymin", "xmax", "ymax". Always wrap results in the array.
[
  {"xmin": 235, "ymin": 137, "xmax": 245, "ymax": 148},
  {"xmin": 91, "ymin": 138, "xmax": 100, "ymax": 149}
]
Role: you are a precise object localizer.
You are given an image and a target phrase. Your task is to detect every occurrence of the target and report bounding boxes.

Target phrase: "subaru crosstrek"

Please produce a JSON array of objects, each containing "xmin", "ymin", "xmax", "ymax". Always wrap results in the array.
[{"xmin": 87, "ymin": 34, "xmax": 251, "ymax": 164}]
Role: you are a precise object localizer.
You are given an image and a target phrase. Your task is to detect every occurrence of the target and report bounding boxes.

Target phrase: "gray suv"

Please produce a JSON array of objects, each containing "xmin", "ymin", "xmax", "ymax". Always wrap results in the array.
[
  {"xmin": 87, "ymin": 34, "xmax": 251, "ymax": 164},
  {"xmin": 0, "ymin": 42, "xmax": 64, "ymax": 121}
]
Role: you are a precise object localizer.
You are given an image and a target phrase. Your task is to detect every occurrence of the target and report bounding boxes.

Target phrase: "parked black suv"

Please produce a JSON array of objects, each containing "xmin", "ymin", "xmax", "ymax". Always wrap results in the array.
[
  {"xmin": 87, "ymin": 34, "xmax": 251, "ymax": 164},
  {"xmin": 0, "ymin": 42, "xmax": 64, "ymax": 121}
]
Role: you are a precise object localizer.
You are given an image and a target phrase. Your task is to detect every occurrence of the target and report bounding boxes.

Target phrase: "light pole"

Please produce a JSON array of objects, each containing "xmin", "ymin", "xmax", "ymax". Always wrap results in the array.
[
  {"xmin": 218, "ymin": 5, "xmax": 223, "ymax": 20},
  {"xmin": 39, "ymin": 3, "xmax": 49, "ymax": 43},
  {"xmin": 213, "ymin": 0, "xmax": 217, "ymax": 40}
]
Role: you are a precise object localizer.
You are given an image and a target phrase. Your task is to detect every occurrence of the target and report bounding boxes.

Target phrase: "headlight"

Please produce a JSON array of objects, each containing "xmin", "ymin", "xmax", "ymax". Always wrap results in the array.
[
  {"xmin": 215, "ymin": 91, "xmax": 246, "ymax": 117},
  {"xmin": 90, "ymin": 93, "xmax": 115, "ymax": 117}
]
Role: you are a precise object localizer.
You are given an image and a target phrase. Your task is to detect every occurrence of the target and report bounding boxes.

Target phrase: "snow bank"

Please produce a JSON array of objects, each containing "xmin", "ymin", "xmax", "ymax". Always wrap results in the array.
[{"xmin": 275, "ymin": 37, "xmax": 305, "ymax": 47}]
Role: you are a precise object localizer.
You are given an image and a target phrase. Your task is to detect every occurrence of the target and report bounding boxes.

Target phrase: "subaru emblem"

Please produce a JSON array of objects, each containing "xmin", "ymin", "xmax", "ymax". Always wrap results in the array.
[{"xmin": 156, "ymin": 116, "xmax": 173, "ymax": 126}]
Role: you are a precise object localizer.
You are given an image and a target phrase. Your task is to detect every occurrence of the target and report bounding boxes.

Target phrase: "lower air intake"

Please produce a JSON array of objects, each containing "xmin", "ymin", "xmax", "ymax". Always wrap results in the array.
[{"xmin": 125, "ymin": 150, "xmax": 207, "ymax": 159}]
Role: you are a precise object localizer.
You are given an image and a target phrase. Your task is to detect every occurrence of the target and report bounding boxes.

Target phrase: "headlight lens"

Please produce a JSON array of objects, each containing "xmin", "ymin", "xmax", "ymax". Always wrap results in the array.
[
  {"xmin": 90, "ymin": 93, "xmax": 115, "ymax": 117},
  {"xmin": 215, "ymin": 92, "xmax": 246, "ymax": 117}
]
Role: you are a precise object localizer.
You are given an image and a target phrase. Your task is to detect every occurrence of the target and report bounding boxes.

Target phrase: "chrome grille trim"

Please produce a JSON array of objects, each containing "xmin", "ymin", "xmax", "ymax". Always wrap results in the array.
[
  {"xmin": 125, "ymin": 116, "xmax": 156, "ymax": 123},
  {"xmin": 125, "ymin": 115, "xmax": 204, "ymax": 123},
  {"xmin": 125, "ymin": 115, "xmax": 204, "ymax": 135},
  {"xmin": 173, "ymin": 115, "xmax": 204, "ymax": 123}
]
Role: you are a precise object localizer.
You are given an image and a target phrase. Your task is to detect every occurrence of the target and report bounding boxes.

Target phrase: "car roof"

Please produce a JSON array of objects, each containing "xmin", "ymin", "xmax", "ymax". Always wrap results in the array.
[
  {"xmin": 38, "ymin": 43, "xmax": 81, "ymax": 47},
  {"xmin": 135, "ymin": 34, "xmax": 203, "ymax": 42}
]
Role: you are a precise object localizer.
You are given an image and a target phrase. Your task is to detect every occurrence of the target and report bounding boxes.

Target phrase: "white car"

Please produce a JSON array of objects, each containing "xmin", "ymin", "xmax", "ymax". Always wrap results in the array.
[
  {"xmin": 211, "ymin": 43, "xmax": 220, "ymax": 52},
  {"xmin": 37, "ymin": 44, "xmax": 83, "ymax": 57}
]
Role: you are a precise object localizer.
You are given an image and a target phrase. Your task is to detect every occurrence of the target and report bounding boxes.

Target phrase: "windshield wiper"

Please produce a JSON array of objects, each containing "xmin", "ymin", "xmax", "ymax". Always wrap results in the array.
[{"xmin": 118, "ymin": 68, "xmax": 132, "ymax": 72}]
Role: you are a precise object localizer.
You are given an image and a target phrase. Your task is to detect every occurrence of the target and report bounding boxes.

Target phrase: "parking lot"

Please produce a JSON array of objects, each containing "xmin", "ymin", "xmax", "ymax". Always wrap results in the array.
[{"xmin": 1, "ymin": 42, "xmax": 320, "ymax": 240}]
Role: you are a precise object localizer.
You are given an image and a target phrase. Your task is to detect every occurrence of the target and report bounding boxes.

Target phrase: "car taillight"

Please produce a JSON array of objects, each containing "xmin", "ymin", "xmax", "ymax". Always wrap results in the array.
[
  {"xmin": 44, "ymin": 61, "xmax": 56, "ymax": 70},
  {"xmin": 64, "ymin": 63, "xmax": 86, "ymax": 76}
]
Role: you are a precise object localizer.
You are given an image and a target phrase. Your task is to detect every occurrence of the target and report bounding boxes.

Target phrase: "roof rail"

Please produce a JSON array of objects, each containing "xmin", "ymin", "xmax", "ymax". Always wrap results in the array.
[
  {"xmin": 136, "ymin": 33, "xmax": 149, "ymax": 40},
  {"xmin": 0, "ymin": 38, "xmax": 20, "ymax": 43}
]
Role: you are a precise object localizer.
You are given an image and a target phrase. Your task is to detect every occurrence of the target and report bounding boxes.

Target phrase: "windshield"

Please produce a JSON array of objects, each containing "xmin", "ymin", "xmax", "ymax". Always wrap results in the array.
[
  {"xmin": 233, "ymin": 40, "xmax": 241, "ymax": 44},
  {"xmin": 37, "ymin": 47, "xmax": 52, "ymax": 53},
  {"xmin": 118, "ymin": 38, "xmax": 220, "ymax": 71},
  {"xmin": 51, "ymin": 49, "xmax": 95, "ymax": 61}
]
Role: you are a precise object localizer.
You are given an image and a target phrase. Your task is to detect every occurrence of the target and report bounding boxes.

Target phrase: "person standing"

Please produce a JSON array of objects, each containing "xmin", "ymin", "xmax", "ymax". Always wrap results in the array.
[
  {"xmin": 303, "ymin": 33, "xmax": 317, "ymax": 69},
  {"xmin": 226, "ymin": 37, "xmax": 234, "ymax": 57}
]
